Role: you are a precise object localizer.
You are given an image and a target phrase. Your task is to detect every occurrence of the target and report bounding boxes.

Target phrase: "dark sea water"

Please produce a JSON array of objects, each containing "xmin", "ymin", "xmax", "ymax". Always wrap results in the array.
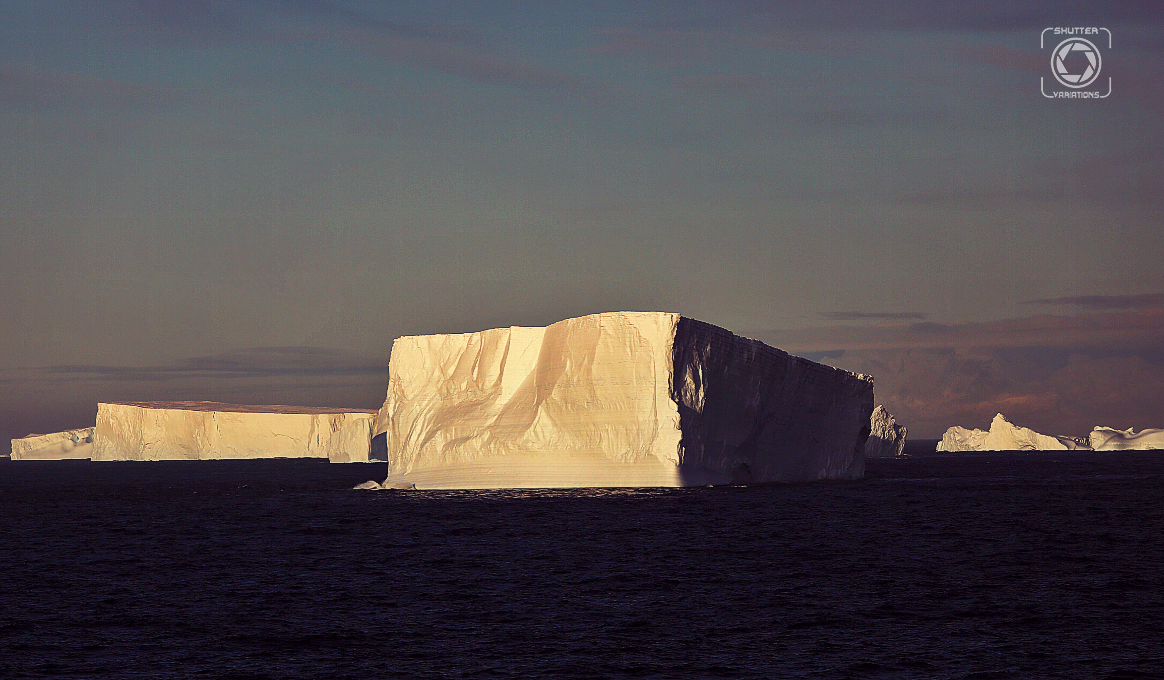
[{"xmin": 3, "ymin": 453, "xmax": 1163, "ymax": 680}]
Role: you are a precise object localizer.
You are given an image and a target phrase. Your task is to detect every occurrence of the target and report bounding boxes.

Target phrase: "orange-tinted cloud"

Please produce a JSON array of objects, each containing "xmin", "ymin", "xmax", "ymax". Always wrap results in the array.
[
  {"xmin": 752, "ymin": 306, "xmax": 1164, "ymax": 438},
  {"xmin": 758, "ymin": 307, "xmax": 1164, "ymax": 354}
]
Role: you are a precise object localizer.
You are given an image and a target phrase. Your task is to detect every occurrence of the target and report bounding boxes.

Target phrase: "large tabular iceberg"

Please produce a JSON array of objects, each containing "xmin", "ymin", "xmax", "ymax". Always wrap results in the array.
[
  {"xmin": 372, "ymin": 312, "xmax": 874, "ymax": 489},
  {"xmin": 93, "ymin": 402, "xmax": 376, "ymax": 462},
  {"xmin": 10, "ymin": 428, "xmax": 95, "ymax": 460}
]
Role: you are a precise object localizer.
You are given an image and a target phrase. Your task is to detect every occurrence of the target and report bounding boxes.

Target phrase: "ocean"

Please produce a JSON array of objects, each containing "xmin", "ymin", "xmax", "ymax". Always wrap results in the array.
[{"xmin": 2, "ymin": 452, "xmax": 1162, "ymax": 679}]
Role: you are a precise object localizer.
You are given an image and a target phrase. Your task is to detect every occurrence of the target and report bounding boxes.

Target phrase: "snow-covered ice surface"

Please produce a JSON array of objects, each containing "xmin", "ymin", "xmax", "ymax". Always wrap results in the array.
[
  {"xmin": 94, "ymin": 402, "xmax": 376, "ymax": 462},
  {"xmin": 865, "ymin": 405, "xmax": 907, "ymax": 458},
  {"xmin": 10, "ymin": 428, "xmax": 95, "ymax": 460},
  {"xmin": 374, "ymin": 312, "xmax": 874, "ymax": 488}
]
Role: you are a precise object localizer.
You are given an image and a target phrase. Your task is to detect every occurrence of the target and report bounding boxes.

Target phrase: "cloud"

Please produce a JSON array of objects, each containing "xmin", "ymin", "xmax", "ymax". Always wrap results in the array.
[
  {"xmin": 90, "ymin": 0, "xmax": 585, "ymax": 92},
  {"xmin": 131, "ymin": 0, "xmax": 253, "ymax": 35},
  {"xmin": 674, "ymin": 73, "xmax": 772, "ymax": 92},
  {"xmin": 589, "ymin": 26, "xmax": 718, "ymax": 65},
  {"xmin": 0, "ymin": 64, "xmax": 184, "ymax": 108},
  {"xmin": 752, "ymin": 305, "xmax": 1164, "ymax": 438},
  {"xmin": 760, "ymin": 307, "xmax": 1164, "ymax": 354},
  {"xmin": 965, "ymin": 45, "xmax": 1048, "ymax": 76},
  {"xmin": 280, "ymin": 0, "xmax": 476, "ymax": 43},
  {"xmin": 736, "ymin": 0, "xmax": 1164, "ymax": 33},
  {"xmin": 322, "ymin": 26, "xmax": 593, "ymax": 91},
  {"xmin": 30, "ymin": 346, "xmax": 386, "ymax": 383},
  {"xmin": 1024, "ymin": 293, "xmax": 1164, "ymax": 310},
  {"xmin": 823, "ymin": 346, "xmax": 1164, "ymax": 439},
  {"xmin": 821, "ymin": 311, "xmax": 929, "ymax": 321}
]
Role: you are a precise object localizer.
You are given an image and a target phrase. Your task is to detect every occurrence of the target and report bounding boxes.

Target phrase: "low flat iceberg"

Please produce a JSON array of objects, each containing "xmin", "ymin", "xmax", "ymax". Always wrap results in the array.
[
  {"xmin": 10, "ymin": 428, "xmax": 95, "ymax": 460},
  {"xmin": 93, "ymin": 402, "xmax": 376, "ymax": 462}
]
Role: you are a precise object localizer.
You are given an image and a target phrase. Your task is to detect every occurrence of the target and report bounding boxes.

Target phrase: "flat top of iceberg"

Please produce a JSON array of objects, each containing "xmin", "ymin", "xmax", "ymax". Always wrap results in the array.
[
  {"xmin": 106, "ymin": 401, "xmax": 377, "ymax": 415},
  {"xmin": 394, "ymin": 310, "xmax": 680, "ymax": 341}
]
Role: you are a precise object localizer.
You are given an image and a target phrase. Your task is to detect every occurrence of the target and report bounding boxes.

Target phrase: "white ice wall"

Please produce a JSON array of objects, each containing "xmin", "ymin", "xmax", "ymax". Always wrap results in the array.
[
  {"xmin": 374, "ymin": 312, "xmax": 874, "ymax": 488},
  {"xmin": 10, "ymin": 428, "xmax": 95, "ymax": 460},
  {"xmin": 94, "ymin": 402, "xmax": 375, "ymax": 462},
  {"xmin": 375, "ymin": 312, "xmax": 683, "ymax": 488}
]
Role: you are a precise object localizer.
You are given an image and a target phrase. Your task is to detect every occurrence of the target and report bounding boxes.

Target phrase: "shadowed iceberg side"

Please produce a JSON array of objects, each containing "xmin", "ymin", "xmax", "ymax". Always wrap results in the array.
[{"xmin": 670, "ymin": 317, "xmax": 872, "ymax": 484}]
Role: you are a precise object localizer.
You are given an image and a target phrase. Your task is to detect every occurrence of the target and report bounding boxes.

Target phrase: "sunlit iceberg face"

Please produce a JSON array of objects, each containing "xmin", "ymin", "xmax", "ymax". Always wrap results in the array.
[{"xmin": 92, "ymin": 402, "xmax": 376, "ymax": 462}]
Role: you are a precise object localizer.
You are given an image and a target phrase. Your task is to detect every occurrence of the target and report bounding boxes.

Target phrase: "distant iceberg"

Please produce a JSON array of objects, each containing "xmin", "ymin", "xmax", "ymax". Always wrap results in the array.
[
  {"xmin": 937, "ymin": 414, "xmax": 1163, "ymax": 451},
  {"xmin": 373, "ymin": 312, "xmax": 874, "ymax": 489},
  {"xmin": 1088, "ymin": 427, "xmax": 1164, "ymax": 451},
  {"xmin": 938, "ymin": 414, "xmax": 1074, "ymax": 451},
  {"xmin": 92, "ymin": 402, "xmax": 376, "ymax": 462},
  {"xmin": 10, "ymin": 428, "xmax": 94, "ymax": 460}
]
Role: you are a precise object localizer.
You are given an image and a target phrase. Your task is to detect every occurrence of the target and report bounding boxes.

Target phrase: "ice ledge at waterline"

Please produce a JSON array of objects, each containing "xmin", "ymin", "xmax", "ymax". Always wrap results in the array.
[
  {"xmin": 371, "ymin": 311, "xmax": 875, "ymax": 489},
  {"xmin": 93, "ymin": 402, "xmax": 376, "ymax": 462}
]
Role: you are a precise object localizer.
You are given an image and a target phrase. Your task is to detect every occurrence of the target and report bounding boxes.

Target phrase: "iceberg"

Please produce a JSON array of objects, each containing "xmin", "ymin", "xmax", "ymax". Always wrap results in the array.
[
  {"xmin": 1088, "ymin": 427, "xmax": 1164, "ymax": 451},
  {"xmin": 373, "ymin": 312, "xmax": 874, "ymax": 489},
  {"xmin": 982, "ymin": 413, "xmax": 1069, "ymax": 451},
  {"xmin": 10, "ymin": 428, "xmax": 95, "ymax": 460},
  {"xmin": 937, "ymin": 415, "xmax": 1164, "ymax": 452},
  {"xmin": 937, "ymin": 413, "xmax": 1073, "ymax": 451},
  {"xmin": 93, "ymin": 402, "xmax": 375, "ymax": 462},
  {"xmin": 936, "ymin": 425, "xmax": 989, "ymax": 452},
  {"xmin": 865, "ymin": 405, "xmax": 907, "ymax": 458}
]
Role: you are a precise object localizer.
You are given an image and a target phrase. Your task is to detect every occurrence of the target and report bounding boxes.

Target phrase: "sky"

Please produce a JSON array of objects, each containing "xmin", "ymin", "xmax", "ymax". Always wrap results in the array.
[{"xmin": 2, "ymin": 0, "xmax": 1162, "ymax": 448}]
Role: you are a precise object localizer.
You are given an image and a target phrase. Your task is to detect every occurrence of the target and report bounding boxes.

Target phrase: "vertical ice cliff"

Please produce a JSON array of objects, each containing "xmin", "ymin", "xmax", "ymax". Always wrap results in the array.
[
  {"xmin": 93, "ymin": 402, "xmax": 376, "ymax": 461},
  {"xmin": 668, "ymin": 317, "xmax": 872, "ymax": 484},
  {"xmin": 10, "ymin": 428, "xmax": 95, "ymax": 460},
  {"xmin": 865, "ymin": 405, "xmax": 907, "ymax": 458},
  {"xmin": 373, "ymin": 312, "xmax": 874, "ymax": 488}
]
